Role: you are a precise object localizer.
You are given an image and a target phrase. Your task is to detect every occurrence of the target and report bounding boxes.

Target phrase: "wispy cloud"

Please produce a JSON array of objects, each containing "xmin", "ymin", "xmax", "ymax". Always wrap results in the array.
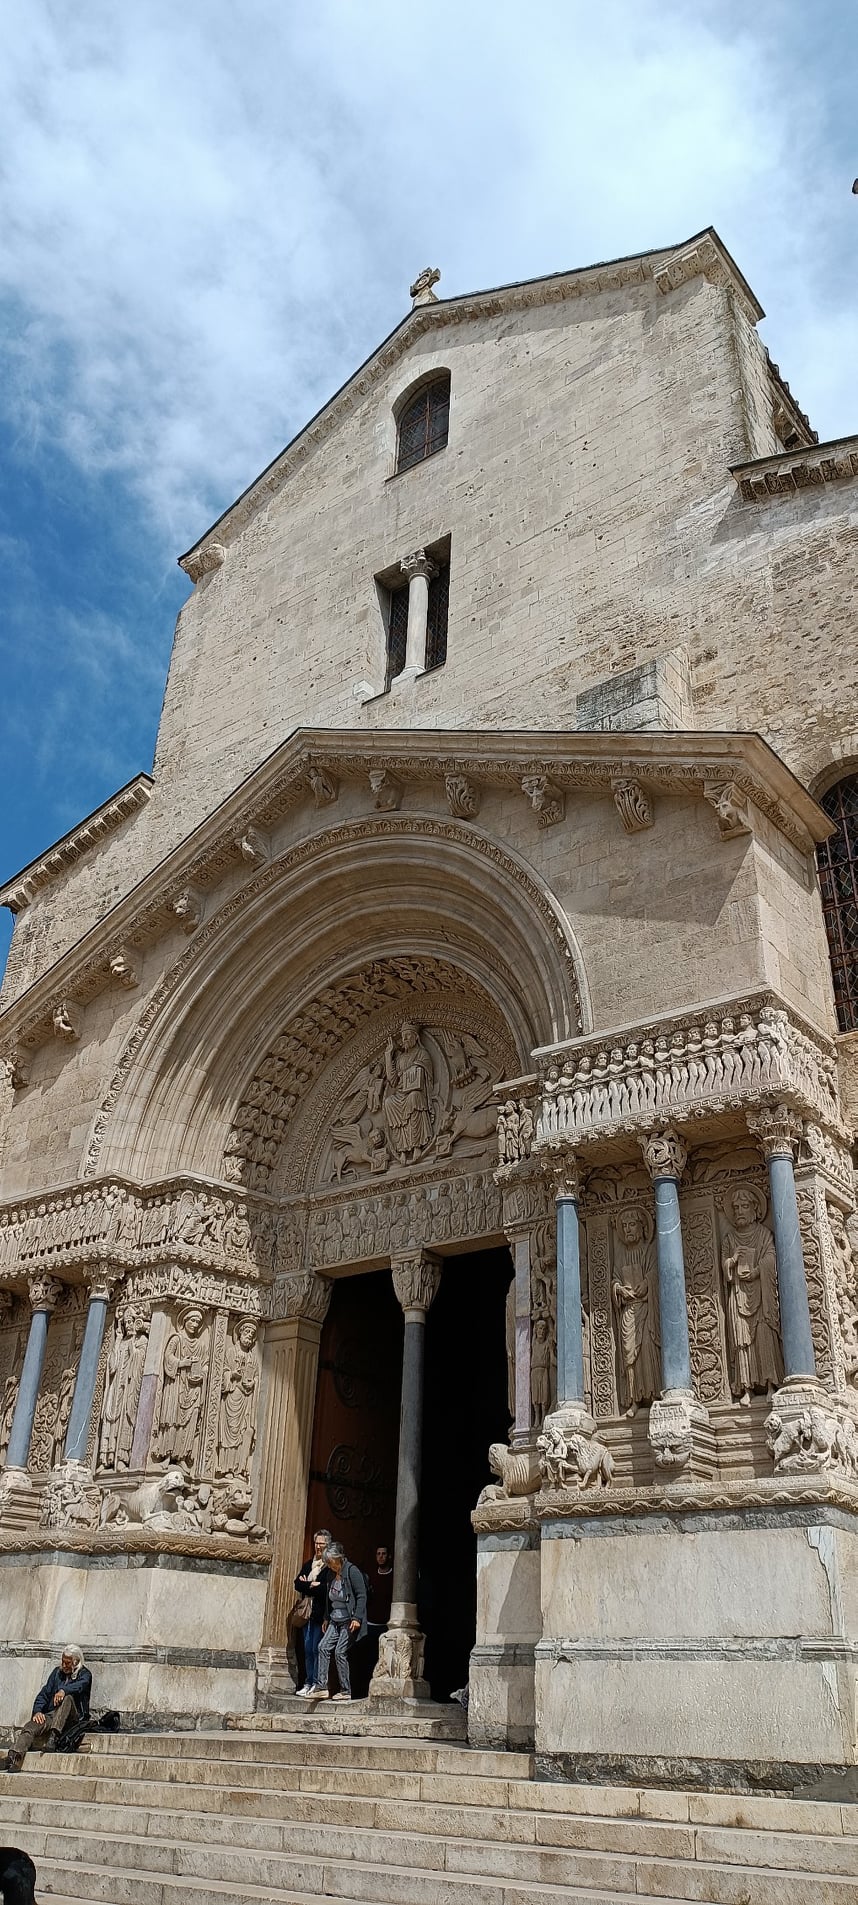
[{"xmin": 1, "ymin": 0, "xmax": 855, "ymax": 562}]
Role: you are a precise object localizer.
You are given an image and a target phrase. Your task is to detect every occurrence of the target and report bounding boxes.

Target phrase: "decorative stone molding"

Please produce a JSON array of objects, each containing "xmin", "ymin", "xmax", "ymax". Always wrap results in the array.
[
  {"xmin": 2, "ymin": 734, "xmax": 821, "ymax": 1069},
  {"xmin": 108, "ymin": 947, "xmax": 138, "ymax": 991},
  {"xmin": 641, "ymin": 1126, "xmax": 687, "ymax": 1181},
  {"xmin": 612, "ymin": 779, "xmax": 653, "ymax": 833},
  {"xmin": 748, "ymin": 1103, "xmax": 803, "ymax": 1160},
  {"xmin": 0, "ymin": 776, "xmax": 152, "ymax": 915},
  {"xmin": 444, "ymin": 774, "xmax": 480, "ymax": 820},
  {"xmin": 652, "ymin": 232, "xmax": 762, "ymax": 325},
  {"xmin": 535, "ymin": 996, "xmax": 843, "ymax": 1155},
  {"xmin": 732, "ymin": 435, "xmax": 858, "ymax": 505},
  {"xmin": 40, "ymin": 1461, "xmax": 102, "ymax": 1532},
  {"xmin": 52, "ymin": 1001, "xmax": 80, "ymax": 1043},
  {"xmin": 306, "ymin": 1166, "xmax": 502, "ymax": 1270},
  {"xmin": 391, "ymin": 1250, "xmax": 442, "ymax": 1314},
  {"xmin": 521, "ymin": 774, "xmax": 565, "ymax": 827},
  {"xmin": 369, "ymin": 768, "xmax": 402, "ymax": 812},
  {"xmin": 237, "ymin": 827, "xmax": 269, "ymax": 868},
  {"xmin": 182, "ymin": 542, "xmax": 225, "ymax": 583},
  {"xmin": 703, "ymin": 780, "xmax": 752, "ymax": 840}
]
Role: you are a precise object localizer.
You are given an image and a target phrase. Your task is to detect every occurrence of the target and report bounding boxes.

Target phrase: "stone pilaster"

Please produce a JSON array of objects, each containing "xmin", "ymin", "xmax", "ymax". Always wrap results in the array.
[{"xmin": 258, "ymin": 1272, "xmax": 332, "ymax": 1659}]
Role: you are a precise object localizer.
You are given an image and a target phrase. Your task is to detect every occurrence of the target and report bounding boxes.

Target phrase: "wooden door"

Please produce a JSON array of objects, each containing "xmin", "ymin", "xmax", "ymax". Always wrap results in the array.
[{"xmin": 304, "ymin": 1270, "xmax": 403, "ymax": 1581}]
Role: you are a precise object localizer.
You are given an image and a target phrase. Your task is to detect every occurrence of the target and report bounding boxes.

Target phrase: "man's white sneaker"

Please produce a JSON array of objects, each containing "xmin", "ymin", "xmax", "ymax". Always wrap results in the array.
[
  {"xmin": 308, "ymin": 1688, "xmax": 329, "ymax": 1700},
  {"xmin": 331, "ymin": 1692, "xmax": 351, "ymax": 1702},
  {"xmin": 296, "ymin": 1685, "xmax": 313, "ymax": 1697}
]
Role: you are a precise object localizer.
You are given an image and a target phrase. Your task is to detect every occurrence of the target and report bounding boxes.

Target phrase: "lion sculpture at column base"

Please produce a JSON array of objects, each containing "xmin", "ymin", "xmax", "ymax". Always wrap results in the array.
[{"xmin": 476, "ymin": 1442, "xmax": 541, "ymax": 1505}]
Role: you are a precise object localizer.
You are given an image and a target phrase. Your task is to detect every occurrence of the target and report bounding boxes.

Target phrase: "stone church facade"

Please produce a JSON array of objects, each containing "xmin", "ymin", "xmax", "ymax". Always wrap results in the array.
[{"xmin": 1, "ymin": 228, "xmax": 857, "ymax": 1783}]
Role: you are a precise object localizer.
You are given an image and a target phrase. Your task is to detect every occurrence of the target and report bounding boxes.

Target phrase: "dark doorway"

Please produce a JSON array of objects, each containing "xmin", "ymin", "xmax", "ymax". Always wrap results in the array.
[
  {"xmin": 305, "ymin": 1271, "xmax": 403, "ymax": 1575},
  {"xmin": 419, "ymin": 1246, "xmax": 513, "ymax": 1700}
]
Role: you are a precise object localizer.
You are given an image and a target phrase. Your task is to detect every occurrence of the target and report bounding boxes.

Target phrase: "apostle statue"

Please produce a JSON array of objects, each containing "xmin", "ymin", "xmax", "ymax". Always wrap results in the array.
[
  {"xmin": 612, "ymin": 1206, "xmax": 661, "ymax": 1414},
  {"xmin": 383, "ymin": 1020, "xmax": 434, "ymax": 1163},
  {"xmin": 216, "ymin": 1319, "xmax": 260, "ymax": 1479},
  {"xmin": 98, "ymin": 1305, "xmax": 149, "ymax": 1471},
  {"xmin": 152, "ymin": 1307, "xmax": 210, "ymax": 1469},
  {"xmin": 720, "ymin": 1183, "xmax": 783, "ymax": 1403},
  {"xmin": 0, "ymin": 1373, "xmax": 18, "ymax": 1465},
  {"xmin": 51, "ymin": 1362, "xmax": 77, "ymax": 1470}
]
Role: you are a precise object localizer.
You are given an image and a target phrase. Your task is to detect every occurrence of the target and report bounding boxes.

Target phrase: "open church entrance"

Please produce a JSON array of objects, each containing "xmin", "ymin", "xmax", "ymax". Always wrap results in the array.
[{"xmin": 304, "ymin": 1246, "xmax": 512, "ymax": 1700}]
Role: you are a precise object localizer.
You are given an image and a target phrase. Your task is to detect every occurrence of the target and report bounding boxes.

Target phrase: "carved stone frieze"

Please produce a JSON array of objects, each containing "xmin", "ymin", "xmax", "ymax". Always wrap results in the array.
[
  {"xmin": 496, "ymin": 1096, "xmax": 536, "ymax": 1167},
  {"xmin": 682, "ymin": 1200, "xmax": 728, "ymax": 1404},
  {"xmin": 306, "ymin": 1167, "xmax": 502, "ymax": 1270},
  {"xmin": 40, "ymin": 1462, "xmax": 102, "ymax": 1532},
  {"xmin": 794, "ymin": 1180, "xmax": 836, "ymax": 1387},
  {"xmin": 183, "ymin": 542, "xmax": 224, "ymax": 583},
  {"xmin": 476, "ymin": 1441, "xmax": 541, "ymax": 1505},
  {"xmin": 765, "ymin": 1390, "xmax": 858, "ymax": 1479},
  {"xmin": 269, "ymin": 1271, "xmax": 332, "ymax": 1326},
  {"xmin": 97, "ymin": 1302, "xmax": 150, "ymax": 1472},
  {"xmin": 536, "ymin": 998, "xmax": 843, "ymax": 1153},
  {"xmin": 0, "ymin": 1178, "xmax": 281, "ymax": 1283}
]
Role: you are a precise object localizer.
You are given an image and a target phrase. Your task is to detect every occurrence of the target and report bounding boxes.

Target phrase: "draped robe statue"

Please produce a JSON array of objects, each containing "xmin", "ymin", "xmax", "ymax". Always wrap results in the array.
[
  {"xmin": 216, "ymin": 1320, "xmax": 260, "ymax": 1479},
  {"xmin": 721, "ymin": 1184, "xmax": 783, "ymax": 1401},
  {"xmin": 99, "ymin": 1306, "xmax": 148, "ymax": 1471},
  {"xmin": 153, "ymin": 1308, "xmax": 210, "ymax": 1468},
  {"xmin": 612, "ymin": 1206, "xmax": 661, "ymax": 1413},
  {"xmin": 383, "ymin": 1020, "xmax": 434, "ymax": 1163}
]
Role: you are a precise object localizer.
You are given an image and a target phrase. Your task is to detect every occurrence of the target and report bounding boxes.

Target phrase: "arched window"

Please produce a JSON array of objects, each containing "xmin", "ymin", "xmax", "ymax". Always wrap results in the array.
[
  {"xmin": 817, "ymin": 774, "xmax": 858, "ymax": 1031},
  {"xmin": 395, "ymin": 374, "xmax": 450, "ymax": 473}
]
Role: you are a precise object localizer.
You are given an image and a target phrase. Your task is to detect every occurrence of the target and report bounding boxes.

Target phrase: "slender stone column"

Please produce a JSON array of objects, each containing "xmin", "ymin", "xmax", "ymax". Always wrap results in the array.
[
  {"xmin": 641, "ymin": 1127, "xmax": 692, "ymax": 1393},
  {"xmin": 4, "ymin": 1277, "xmax": 63, "ymax": 1477},
  {"xmin": 748, "ymin": 1105, "xmax": 816, "ymax": 1379},
  {"xmin": 555, "ymin": 1159, "xmax": 586, "ymax": 1410},
  {"xmin": 640, "ymin": 1129, "xmax": 710, "ymax": 1472},
  {"xmin": 400, "ymin": 550, "xmax": 437, "ymax": 675},
  {"xmin": 370, "ymin": 1249, "xmax": 441, "ymax": 1701},
  {"xmin": 63, "ymin": 1271, "xmax": 120, "ymax": 1466},
  {"xmin": 258, "ymin": 1272, "xmax": 332, "ymax": 1656}
]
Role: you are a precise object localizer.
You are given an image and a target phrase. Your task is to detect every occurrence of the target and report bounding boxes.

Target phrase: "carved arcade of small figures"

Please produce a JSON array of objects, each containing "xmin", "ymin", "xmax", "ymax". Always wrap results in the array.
[
  {"xmin": 611, "ymin": 1206, "xmax": 660, "ymax": 1414},
  {"xmin": 719, "ymin": 1184, "xmax": 783, "ymax": 1403},
  {"xmin": 152, "ymin": 1306, "xmax": 210, "ymax": 1468},
  {"xmin": 216, "ymin": 1318, "xmax": 260, "ymax": 1480},
  {"xmin": 98, "ymin": 1303, "xmax": 149, "ymax": 1472}
]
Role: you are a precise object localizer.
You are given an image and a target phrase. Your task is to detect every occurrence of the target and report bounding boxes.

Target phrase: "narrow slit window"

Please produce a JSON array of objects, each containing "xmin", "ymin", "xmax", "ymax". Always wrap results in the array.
[
  {"xmin": 425, "ymin": 561, "xmax": 450, "ymax": 672},
  {"xmin": 396, "ymin": 376, "xmax": 450, "ymax": 474},
  {"xmin": 386, "ymin": 584, "xmax": 409, "ymax": 684}
]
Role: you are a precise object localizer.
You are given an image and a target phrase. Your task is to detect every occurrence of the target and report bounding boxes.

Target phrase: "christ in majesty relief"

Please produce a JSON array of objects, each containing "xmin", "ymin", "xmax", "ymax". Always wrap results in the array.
[{"xmin": 383, "ymin": 1020, "xmax": 434, "ymax": 1163}]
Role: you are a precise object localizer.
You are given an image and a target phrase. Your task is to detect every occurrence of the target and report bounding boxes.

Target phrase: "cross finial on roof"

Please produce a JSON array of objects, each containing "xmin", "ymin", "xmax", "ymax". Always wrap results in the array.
[{"xmin": 410, "ymin": 267, "xmax": 441, "ymax": 308}]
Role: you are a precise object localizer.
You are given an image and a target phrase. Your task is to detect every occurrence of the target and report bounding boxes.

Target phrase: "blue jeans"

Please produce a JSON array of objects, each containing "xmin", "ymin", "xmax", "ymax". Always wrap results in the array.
[
  {"xmin": 303, "ymin": 1620, "xmax": 323, "ymax": 1689},
  {"xmin": 315, "ymin": 1622, "xmax": 352, "ymax": 1694}
]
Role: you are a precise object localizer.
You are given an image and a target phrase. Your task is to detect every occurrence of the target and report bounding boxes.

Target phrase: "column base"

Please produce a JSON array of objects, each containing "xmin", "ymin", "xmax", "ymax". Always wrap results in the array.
[
  {"xmin": 369, "ymin": 1604, "xmax": 430, "ymax": 1701},
  {"xmin": 647, "ymin": 1391, "xmax": 715, "ymax": 1478},
  {"xmin": 765, "ymin": 1377, "xmax": 858, "ymax": 1478}
]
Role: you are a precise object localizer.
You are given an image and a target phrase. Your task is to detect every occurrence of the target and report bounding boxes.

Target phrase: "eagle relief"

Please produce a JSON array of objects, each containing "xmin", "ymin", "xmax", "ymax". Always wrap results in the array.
[{"xmin": 321, "ymin": 1018, "xmax": 498, "ymax": 1184}]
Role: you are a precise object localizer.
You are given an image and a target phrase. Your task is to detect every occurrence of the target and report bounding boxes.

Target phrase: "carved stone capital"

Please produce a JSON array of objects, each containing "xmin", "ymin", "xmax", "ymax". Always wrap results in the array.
[
  {"xmin": 86, "ymin": 1267, "xmax": 124, "ymax": 1304},
  {"xmin": 400, "ymin": 548, "xmax": 437, "ymax": 585},
  {"xmin": 52, "ymin": 1001, "xmax": 80, "ymax": 1042},
  {"xmin": 444, "ymin": 773, "xmax": 480, "ymax": 820},
  {"xmin": 369, "ymin": 768, "xmax": 402, "ymax": 812},
  {"xmin": 612, "ymin": 778, "xmax": 653, "ymax": 833},
  {"xmin": 274, "ymin": 1271, "xmax": 332, "ymax": 1326},
  {"xmin": 640, "ymin": 1125, "xmax": 687, "ymax": 1182},
  {"xmin": 748, "ymin": 1103, "xmax": 803, "ymax": 1160},
  {"xmin": 521, "ymin": 774, "xmax": 565, "ymax": 827},
  {"xmin": 28, "ymin": 1275, "xmax": 63, "ymax": 1315},
  {"xmin": 391, "ymin": 1250, "xmax": 442, "ymax": 1315},
  {"xmin": 545, "ymin": 1150, "xmax": 583, "ymax": 1201},
  {"xmin": 703, "ymin": 779, "xmax": 752, "ymax": 840}
]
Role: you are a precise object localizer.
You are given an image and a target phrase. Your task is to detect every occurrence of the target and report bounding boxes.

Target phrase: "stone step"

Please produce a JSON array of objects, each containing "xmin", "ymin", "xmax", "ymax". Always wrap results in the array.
[
  {"xmin": 3, "ymin": 1789, "xmax": 857, "ymax": 1879},
  {"xmin": 7, "ymin": 1815, "xmax": 858, "ymax": 1904},
  {"xmin": 246, "ymin": 1698, "xmax": 469, "ymax": 1740},
  {"xmin": 90, "ymin": 1727, "xmax": 519, "ymax": 1774},
  {"xmin": 14, "ymin": 1876, "xmax": 701, "ymax": 1905}
]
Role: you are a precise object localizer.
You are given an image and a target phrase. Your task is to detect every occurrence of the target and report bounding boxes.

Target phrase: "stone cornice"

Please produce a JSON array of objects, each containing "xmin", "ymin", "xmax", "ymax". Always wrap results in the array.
[
  {"xmin": 0, "ymin": 1527, "xmax": 272, "ymax": 1563},
  {"xmin": 0, "ymin": 728, "xmax": 830, "ymax": 1066},
  {"xmin": 764, "ymin": 348, "xmax": 817, "ymax": 450},
  {"xmin": 178, "ymin": 228, "xmax": 764, "ymax": 574},
  {"xmin": 473, "ymin": 1473, "xmax": 858, "ymax": 1533},
  {"xmin": 0, "ymin": 775, "xmax": 153, "ymax": 915},
  {"xmin": 731, "ymin": 435, "xmax": 858, "ymax": 503}
]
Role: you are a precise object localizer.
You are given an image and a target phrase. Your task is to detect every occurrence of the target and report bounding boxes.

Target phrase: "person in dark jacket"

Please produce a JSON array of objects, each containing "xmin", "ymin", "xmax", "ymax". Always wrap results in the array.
[
  {"xmin": 309, "ymin": 1543, "xmax": 367, "ymax": 1702},
  {"xmin": 0, "ymin": 1847, "xmax": 37, "ymax": 1905},
  {"xmin": 5, "ymin": 1646, "xmax": 92, "ymax": 1771},
  {"xmin": 293, "ymin": 1527, "xmax": 332, "ymax": 1696}
]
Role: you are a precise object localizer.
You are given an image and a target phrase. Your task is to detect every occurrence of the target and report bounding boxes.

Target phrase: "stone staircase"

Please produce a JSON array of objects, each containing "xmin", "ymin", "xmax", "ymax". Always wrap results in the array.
[{"xmin": 0, "ymin": 1725, "xmax": 856, "ymax": 1904}]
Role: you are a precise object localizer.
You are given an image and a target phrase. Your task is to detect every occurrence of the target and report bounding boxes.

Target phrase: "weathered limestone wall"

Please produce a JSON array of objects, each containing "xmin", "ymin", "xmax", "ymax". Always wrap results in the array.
[{"xmin": 4, "ymin": 262, "xmax": 855, "ymax": 1004}]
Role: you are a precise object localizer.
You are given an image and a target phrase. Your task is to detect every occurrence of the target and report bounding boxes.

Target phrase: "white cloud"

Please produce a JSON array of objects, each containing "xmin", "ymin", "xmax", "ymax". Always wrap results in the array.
[{"xmin": 0, "ymin": 0, "xmax": 855, "ymax": 556}]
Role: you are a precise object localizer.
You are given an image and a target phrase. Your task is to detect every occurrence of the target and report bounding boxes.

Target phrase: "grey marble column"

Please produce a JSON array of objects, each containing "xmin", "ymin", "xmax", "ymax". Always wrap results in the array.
[
  {"xmin": 400, "ymin": 549, "xmax": 437, "ymax": 675},
  {"xmin": 370, "ymin": 1249, "xmax": 441, "ymax": 1700},
  {"xmin": 64, "ymin": 1272, "xmax": 119, "ymax": 1465},
  {"xmin": 641, "ymin": 1127, "xmax": 692, "ymax": 1394},
  {"xmin": 4, "ymin": 1277, "xmax": 63, "ymax": 1475},
  {"xmin": 748, "ymin": 1105, "xmax": 816, "ymax": 1379},
  {"xmin": 555, "ymin": 1160, "xmax": 586, "ymax": 1409}
]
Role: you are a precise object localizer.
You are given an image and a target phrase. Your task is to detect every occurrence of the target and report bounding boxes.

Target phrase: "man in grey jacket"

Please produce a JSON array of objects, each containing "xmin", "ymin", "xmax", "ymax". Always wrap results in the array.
[
  {"xmin": 6, "ymin": 1646, "xmax": 92, "ymax": 1771},
  {"xmin": 309, "ymin": 1543, "xmax": 367, "ymax": 1702}
]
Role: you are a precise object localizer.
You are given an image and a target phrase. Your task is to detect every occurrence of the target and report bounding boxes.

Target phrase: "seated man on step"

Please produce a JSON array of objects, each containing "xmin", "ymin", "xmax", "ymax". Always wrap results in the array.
[
  {"xmin": 6, "ymin": 1645, "xmax": 92, "ymax": 1771},
  {"xmin": 309, "ymin": 1543, "xmax": 367, "ymax": 1702}
]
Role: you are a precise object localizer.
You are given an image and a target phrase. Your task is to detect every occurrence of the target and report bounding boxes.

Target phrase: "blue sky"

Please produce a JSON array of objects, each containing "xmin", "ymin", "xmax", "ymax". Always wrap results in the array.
[{"xmin": 1, "ymin": 0, "xmax": 856, "ymax": 977}]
